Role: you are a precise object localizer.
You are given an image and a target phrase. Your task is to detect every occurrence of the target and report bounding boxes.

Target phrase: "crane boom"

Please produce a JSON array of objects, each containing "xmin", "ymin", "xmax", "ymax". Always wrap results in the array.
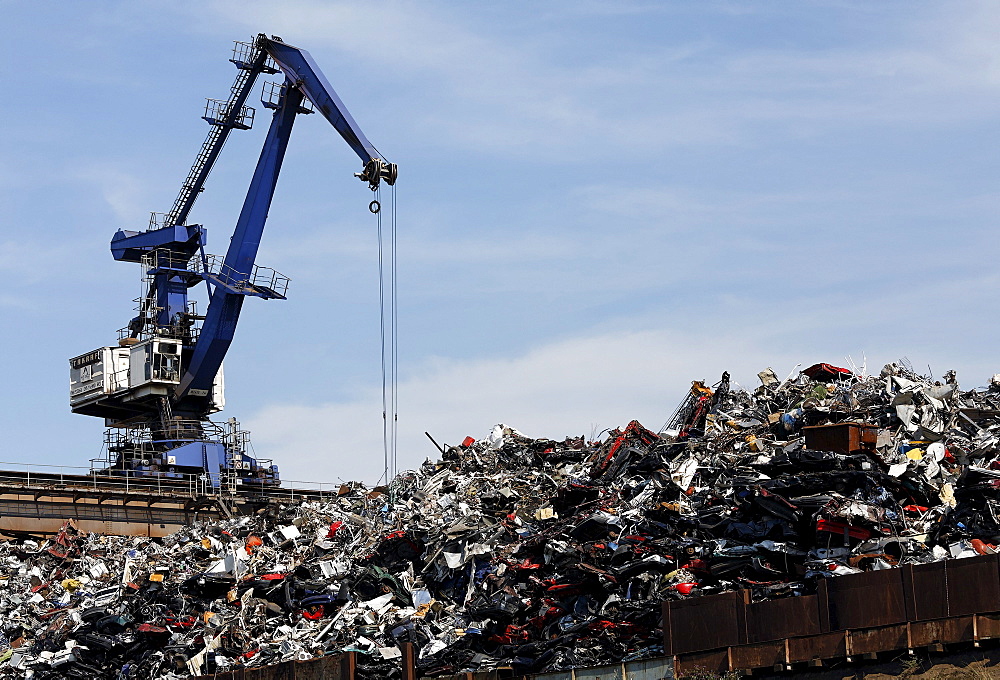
[
  {"xmin": 176, "ymin": 83, "xmax": 303, "ymax": 399},
  {"xmin": 176, "ymin": 34, "xmax": 396, "ymax": 400},
  {"xmin": 264, "ymin": 38, "xmax": 383, "ymax": 165}
]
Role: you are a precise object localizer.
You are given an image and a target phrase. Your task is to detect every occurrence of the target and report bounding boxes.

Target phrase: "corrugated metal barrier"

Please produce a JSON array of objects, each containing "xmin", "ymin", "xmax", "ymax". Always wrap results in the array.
[{"xmin": 663, "ymin": 554, "xmax": 1000, "ymax": 674}]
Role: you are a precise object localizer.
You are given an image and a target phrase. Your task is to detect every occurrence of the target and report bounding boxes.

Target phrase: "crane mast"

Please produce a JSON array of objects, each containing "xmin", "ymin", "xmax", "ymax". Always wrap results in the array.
[{"xmin": 68, "ymin": 35, "xmax": 396, "ymax": 488}]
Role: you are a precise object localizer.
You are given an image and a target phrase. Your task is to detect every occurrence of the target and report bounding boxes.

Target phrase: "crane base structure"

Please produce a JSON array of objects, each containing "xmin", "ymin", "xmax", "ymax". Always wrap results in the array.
[{"xmin": 0, "ymin": 463, "xmax": 343, "ymax": 539}]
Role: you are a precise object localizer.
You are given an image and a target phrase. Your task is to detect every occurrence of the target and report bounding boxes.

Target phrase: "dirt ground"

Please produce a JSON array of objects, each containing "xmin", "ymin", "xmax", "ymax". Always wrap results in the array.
[{"xmin": 743, "ymin": 648, "xmax": 1000, "ymax": 680}]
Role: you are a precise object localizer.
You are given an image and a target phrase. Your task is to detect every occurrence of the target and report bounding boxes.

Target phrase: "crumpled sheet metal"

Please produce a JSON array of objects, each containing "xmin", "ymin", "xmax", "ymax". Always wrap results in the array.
[{"xmin": 5, "ymin": 360, "xmax": 1000, "ymax": 677}]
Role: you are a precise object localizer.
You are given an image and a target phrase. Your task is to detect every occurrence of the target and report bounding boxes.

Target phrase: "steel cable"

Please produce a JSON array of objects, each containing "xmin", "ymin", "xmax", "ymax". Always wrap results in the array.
[
  {"xmin": 390, "ymin": 183, "xmax": 399, "ymax": 482},
  {"xmin": 376, "ymin": 185, "xmax": 389, "ymax": 485}
]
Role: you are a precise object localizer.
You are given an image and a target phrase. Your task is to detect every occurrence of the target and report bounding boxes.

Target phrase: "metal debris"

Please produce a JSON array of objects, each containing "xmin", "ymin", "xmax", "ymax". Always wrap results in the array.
[{"xmin": 5, "ymin": 360, "xmax": 1000, "ymax": 677}]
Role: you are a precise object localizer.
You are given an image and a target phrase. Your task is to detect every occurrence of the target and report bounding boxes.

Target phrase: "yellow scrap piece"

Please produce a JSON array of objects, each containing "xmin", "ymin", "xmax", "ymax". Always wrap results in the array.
[
  {"xmin": 61, "ymin": 579, "xmax": 82, "ymax": 592},
  {"xmin": 691, "ymin": 381, "xmax": 713, "ymax": 397},
  {"xmin": 906, "ymin": 449, "xmax": 925, "ymax": 461},
  {"xmin": 939, "ymin": 483, "xmax": 957, "ymax": 508},
  {"xmin": 148, "ymin": 573, "xmax": 164, "ymax": 582},
  {"xmin": 534, "ymin": 507, "xmax": 557, "ymax": 520}
]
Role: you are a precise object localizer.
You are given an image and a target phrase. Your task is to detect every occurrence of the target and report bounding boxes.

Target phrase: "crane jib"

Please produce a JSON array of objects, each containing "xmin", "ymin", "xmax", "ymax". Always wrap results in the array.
[{"xmin": 262, "ymin": 37, "xmax": 382, "ymax": 166}]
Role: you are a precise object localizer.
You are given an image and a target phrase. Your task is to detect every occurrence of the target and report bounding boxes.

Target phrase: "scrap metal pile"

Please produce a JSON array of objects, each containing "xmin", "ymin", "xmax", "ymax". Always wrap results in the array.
[{"xmin": 5, "ymin": 360, "xmax": 1000, "ymax": 678}]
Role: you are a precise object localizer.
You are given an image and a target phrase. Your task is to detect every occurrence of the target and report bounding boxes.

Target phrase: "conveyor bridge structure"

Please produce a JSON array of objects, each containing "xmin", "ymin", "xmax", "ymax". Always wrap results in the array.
[{"xmin": 0, "ymin": 461, "xmax": 340, "ymax": 538}]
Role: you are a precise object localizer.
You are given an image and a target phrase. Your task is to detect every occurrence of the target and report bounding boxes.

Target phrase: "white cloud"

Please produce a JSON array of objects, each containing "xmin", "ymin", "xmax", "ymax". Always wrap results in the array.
[
  {"xmin": 326, "ymin": 4, "xmax": 995, "ymax": 151},
  {"xmin": 245, "ymin": 325, "xmax": 804, "ymax": 485},
  {"xmin": 70, "ymin": 162, "xmax": 156, "ymax": 225}
]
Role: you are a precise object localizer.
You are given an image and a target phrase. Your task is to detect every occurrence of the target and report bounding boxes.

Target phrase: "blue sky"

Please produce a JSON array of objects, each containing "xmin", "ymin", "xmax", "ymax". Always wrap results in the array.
[{"xmin": 2, "ymin": 1, "xmax": 1000, "ymax": 484}]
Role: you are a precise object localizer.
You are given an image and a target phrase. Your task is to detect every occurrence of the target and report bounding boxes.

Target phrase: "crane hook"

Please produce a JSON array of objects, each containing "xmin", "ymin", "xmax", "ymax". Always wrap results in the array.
[{"xmin": 369, "ymin": 200, "xmax": 381, "ymax": 214}]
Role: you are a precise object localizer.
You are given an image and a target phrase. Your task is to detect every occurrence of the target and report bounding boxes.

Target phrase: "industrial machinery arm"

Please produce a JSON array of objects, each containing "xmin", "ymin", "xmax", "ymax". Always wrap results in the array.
[
  {"xmin": 177, "ymin": 35, "xmax": 396, "ymax": 402},
  {"xmin": 69, "ymin": 35, "xmax": 395, "ymax": 488}
]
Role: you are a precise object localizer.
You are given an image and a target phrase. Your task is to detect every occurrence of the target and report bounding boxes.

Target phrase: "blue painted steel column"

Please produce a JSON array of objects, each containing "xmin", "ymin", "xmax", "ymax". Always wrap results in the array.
[
  {"xmin": 177, "ymin": 84, "xmax": 304, "ymax": 399},
  {"xmin": 156, "ymin": 268, "xmax": 190, "ymax": 328}
]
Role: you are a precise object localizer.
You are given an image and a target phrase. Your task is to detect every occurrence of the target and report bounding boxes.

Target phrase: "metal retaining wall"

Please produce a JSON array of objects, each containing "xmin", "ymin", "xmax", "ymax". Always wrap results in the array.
[
  {"xmin": 194, "ymin": 651, "xmax": 360, "ymax": 680},
  {"xmin": 663, "ymin": 554, "xmax": 1000, "ymax": 675}
]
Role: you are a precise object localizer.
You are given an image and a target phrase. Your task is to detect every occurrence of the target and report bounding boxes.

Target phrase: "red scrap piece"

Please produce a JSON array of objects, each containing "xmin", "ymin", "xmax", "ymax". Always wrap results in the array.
[
  {"xmin": 802, "ymin": 363, "xmax": 852, "ymax": 382},
  {"xmin": 326, "ymin": 521, "xmax": 343, "ymax": 538},
  {"xmin": 489, "ymin": 624, "xmax": 530, "ymax": 644},
  {"xmin": 461, "ymin": 436, "xmax": 476, "ymax": 447},
  {"xmin": 165, "ymin": 616, "xmax": 197, "ymax": 629},
  {"xmin": 137, "ymin": 624, "xmax": 168, "ymax": 635},
  {"xmin": 513, "ymin": 558, "xmax": 542, "ymax": 570},
  {"xmin": 301, "ymin": 606, "xmax": 325, "ymax": 620},
  {"xmin": 591, "ymin": 420, "xmax": 659, "ymax": 477},
  {"xmin": 684, "ymin": 559, "xmax": 708, "ymax": 573},
  {"xmin": 545, "ymin": 583, "xmax": 583, "ymax": 596},
  {"xmin": 588, "ymin": 619, "xmax": 616, "ymax": 630},
  {"xmin": 972, "ymin": 539, "xmax": 996, "ymax": 555},
  {"xmin": 815, "ymin": 518, "xmax": 871, "ymax": 540}
]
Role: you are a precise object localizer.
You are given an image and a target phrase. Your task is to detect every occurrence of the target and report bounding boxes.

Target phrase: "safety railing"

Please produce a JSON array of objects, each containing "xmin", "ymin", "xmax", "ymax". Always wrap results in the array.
[
  {"xmin": 0, "ymin": 460, "xmax": 340, "ymax": 501},
  {"xmin": 230, "ymin": 38, "xmax": 278, "ymax": 74},
  {"xmin": 203, "ymin": 98, "xmax": 255, "ymax": 130},
  {"xmin": 102, "ymin": 420, "xmax": 252, "ymax": 454},
  {"xmin": 117, "ymin": 324, "xmax": 201, "ymax": 344},
  {"xmin": 0, "ymin": 460, "xmax": 207, "ymax": 497},
  {"xmin": 141, "ymin": 248, "xmax": 197, "ymax": 274},
  {"xmin": 193, "ymin": 254, "xmax": 289, "ymax": 298},
  {"xmin": 222, "ymin": 477, "xmax": 343, "ymax": 502}
]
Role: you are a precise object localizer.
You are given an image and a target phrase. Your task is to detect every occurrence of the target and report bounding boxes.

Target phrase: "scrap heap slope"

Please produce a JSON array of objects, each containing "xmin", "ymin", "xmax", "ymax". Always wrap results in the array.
[{"xmin": 5, "ymin": 360, "xmax": 1000, "ymax": 677}]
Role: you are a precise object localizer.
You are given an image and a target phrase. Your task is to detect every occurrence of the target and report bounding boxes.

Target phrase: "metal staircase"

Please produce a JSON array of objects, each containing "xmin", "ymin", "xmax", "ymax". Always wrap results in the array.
[{"xmin": 161, "ymin": 38, "xmax": 279, "ymax": 230}]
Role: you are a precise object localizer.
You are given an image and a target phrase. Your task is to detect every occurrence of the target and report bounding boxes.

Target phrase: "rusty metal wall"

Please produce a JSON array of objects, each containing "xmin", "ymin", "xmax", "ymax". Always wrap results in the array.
[
  {"xmin": 745, "ymin": 594, "xmax": 821, "ymax": 643},
  {"xmin": 902, "ymin": 555, "xmax": 1000, "ymax": 621},
  {"xmin": 903, "ymin": 562, "xmax": 948, "ymax": 621},
  {"xmin": 664, "ymin": 556, "xmax": 1000, "ymax": 659},
  {"xmin": 948, "ymin": 554, "xmax": 1000, "ymax": 616},
  {"xmin": 802, "ymin": 423, "xmax": 877, "ymax": 454},
  {"xmin": 826, "ymin": 568, "xmax": 906, "ymax": 630},
  {"xmin": 665, "ymin": 555, "xmax": 1000, "ymax": 673},
  {"xmin": 666, "ymin": 591, "xmax": 742, "ymax": 654},
  {"xmin": 196, "ymin": 653, "xmax": 348, "ymax": 679},
  {"xmin": 908, "ymin": 617, "xmax": 974, "ymax": 647}
]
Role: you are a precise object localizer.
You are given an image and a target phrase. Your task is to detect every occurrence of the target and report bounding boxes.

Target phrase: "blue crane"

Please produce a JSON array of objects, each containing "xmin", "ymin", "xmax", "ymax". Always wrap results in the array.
[{"xmin": 68, "ymin": 35, "xmax": 395, "ymax": 488}]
